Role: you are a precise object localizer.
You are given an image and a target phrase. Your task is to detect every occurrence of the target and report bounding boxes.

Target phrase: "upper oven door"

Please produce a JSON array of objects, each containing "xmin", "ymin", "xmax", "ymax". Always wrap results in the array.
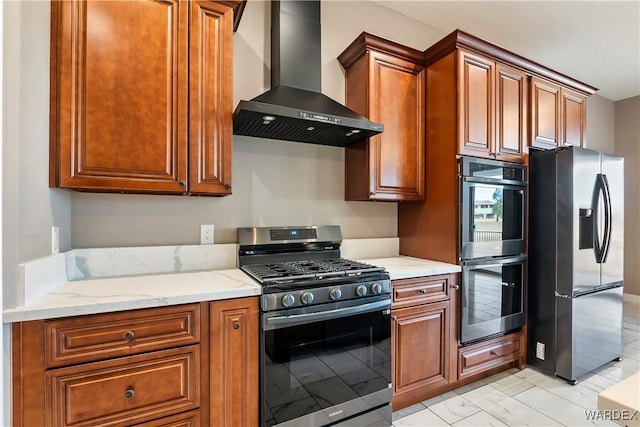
[
  {"xmin": 261, "ymin": 297, "xmax": 391, "ymax": 427},
  {"xmin": 459, "ymin": 157, "xmax": 527, "ymax": 261}
]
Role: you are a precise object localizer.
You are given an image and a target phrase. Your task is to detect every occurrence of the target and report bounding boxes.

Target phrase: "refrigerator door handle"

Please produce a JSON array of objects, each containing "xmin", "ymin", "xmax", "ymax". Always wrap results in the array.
[
  {"xmin": 600, "ymin": 174, "xmax": 612, "ymax": 263},
  {"xmin": 592, "ymin": 173, "xmax": 612, "ymax": 264}
]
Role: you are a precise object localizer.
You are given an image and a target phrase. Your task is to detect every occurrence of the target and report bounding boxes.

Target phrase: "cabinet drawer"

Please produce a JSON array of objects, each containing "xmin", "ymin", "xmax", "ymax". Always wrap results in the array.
[
  {"xmin": 134, "ymin": 410, "xmax": 200, "ymax": 427},
  {"xmin": 458, "ymin": 332, "xmax": 521, "ymax": 380},
  {"xmin": 393, "ymin": 275, "xmax": 453, "ymax": 308},
  {"xmin": 46, "ymin": 346, "xmax": 200, "ymax": 427},
  {"xmin": 46, "ymin": 304, "xmax": 201, "ymax": 368}
]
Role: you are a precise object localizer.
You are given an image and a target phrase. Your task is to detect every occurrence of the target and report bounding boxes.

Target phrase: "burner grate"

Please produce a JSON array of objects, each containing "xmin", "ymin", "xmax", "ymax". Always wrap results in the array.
[{"xmin": 241, "ymin": 258, "xmax": 385, "ymax": 284}]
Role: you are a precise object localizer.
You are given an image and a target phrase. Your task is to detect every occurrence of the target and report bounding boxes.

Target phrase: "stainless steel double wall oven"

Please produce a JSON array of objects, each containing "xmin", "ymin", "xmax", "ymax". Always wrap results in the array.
[
  {"xmin": 238, "ymin": 226, "xmax": 392, "ymax": 427},
  {"xmin": 459, "ymin": 157, "xmax": 527, "ymax": 344}
]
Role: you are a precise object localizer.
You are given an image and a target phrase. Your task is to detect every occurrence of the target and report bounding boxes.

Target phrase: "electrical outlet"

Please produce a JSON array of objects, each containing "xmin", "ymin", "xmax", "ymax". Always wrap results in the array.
[
  {"xmin": 536, "ymin": 342, "xmax": 545, "ymax": 360},
  {"xmin": 200, "ymin": 224, "xmax": 214, "ymax": 244},
  {"xmin": 52, "ymin": 226, "xmax": 60, "ymax": 254}
]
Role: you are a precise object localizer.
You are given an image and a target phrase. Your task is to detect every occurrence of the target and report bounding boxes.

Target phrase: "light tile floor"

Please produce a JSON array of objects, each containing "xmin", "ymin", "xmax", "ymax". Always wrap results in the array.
[{"xmin": 393, "ymin": 299, "xmax": 640, "ymax": 426}]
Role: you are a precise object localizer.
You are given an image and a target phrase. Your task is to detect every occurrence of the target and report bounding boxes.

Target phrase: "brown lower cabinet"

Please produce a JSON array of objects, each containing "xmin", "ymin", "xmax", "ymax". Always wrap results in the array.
[
  {"xmin": 392, "ymin": 274, "xmax": 525, "ymax": 411},
  {"xmin": 12, "ymin": 298, "xmax": 258, "ymax": 427}
]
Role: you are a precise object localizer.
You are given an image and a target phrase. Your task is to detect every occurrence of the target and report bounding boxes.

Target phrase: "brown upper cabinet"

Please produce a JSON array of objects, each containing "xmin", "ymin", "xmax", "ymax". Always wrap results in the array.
[
  {"xmin": 530, "ymin": 76, "xmax": 588, "ymax": 149},
  {"xmin": 49, "ymin": 0, "xmax": 245, "ymax": 196},
  {"xmin": 399, "ymin": 30, "xmax": 596, "ymax": 264},
  {"xmin": 338, "ymin": 33, "xmax": 426, "ymax": 201},
  {"xmin": 458, "ymin": 50, "xmax": 528, "ymax": 163}
]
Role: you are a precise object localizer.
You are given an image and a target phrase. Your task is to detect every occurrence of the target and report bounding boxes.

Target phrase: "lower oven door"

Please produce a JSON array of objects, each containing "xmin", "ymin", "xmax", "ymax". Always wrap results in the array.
[
  {"xmin": 261, "ymin": 296, "xmax": 392, "ymax": 427},
  {"xmin": 461, "ymin": 256, "xmax": 526, "ymax": 344}
]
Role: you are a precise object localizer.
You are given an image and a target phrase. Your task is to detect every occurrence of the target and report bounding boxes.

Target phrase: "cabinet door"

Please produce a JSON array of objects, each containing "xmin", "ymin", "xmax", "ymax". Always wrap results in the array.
[
  {"xmin": 561, "ymin": 88, "xmax": 587, "ymax": 148},
  {"xmin": 458, "ymin": 51, "xmax": 494, "ymax": 158},
  {"xmin": 392, "ymin": 300, "xmax": 451, "ymax": 404},
  {"xmin": 210, "ymin": 297, "xmax": 258, "ymax": 427},
  {"xmin": 366, "ymin": 51, "xmax": 425, "ymax": 201},
  {"xmin": 495, "ymin": 63, "xmax": 528, "ymax": 163},
  {"xmin": 50, "ymin": 0, "xmax": 188, "ymax": 193},
  {"xmin": 188, "ymin": 1, "xmax": 234, "ymax": 195},
  {"xmin": 530, "ymin": 77, "xmax": 561, "ymax": 149}
]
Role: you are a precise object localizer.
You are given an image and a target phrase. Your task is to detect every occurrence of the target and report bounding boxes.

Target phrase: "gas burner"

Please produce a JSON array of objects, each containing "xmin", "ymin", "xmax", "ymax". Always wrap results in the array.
[{"xmin": 241, "ymin": 258, "xmax": 385, "ymax": 284}]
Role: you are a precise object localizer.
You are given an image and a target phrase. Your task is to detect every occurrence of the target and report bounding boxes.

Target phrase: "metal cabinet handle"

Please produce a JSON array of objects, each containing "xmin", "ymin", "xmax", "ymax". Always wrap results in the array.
[
  {"xmin": 490, "ymin": 350, "xmax": 498, "ymax": 356},
  {"xmin": 123, "ymin": 331, "xmax": 135, "ymax": 341},
  {"xmin": 178, "ymin": 180, "xmax": 186, "ymax": 187},
  {"xmin": 420, "ymin": 289, "xmax": 428, "ymax": 294},
  {"xmin": 233, "ymin": 322, "xmax": 240, "ymax": 330},
  {"xmin": 451, "ymin": 285, "xmax": 460, "ymax": 291},
  {"xmin": 225, "ymin": 184, "xmax": 232, "ymax": 190},
  {"xmin": 124, "ymin": 389, "xmax": 135, "ymax": 399}
]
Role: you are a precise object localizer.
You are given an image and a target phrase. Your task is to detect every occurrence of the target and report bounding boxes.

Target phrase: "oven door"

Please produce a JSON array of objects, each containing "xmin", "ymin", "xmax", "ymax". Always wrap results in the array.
[
  {"xmin": 460, "ymin": 180, "xmax": 526, "ymax": 260},
  {"xmin": 261, "ymin": 296, "xmax": 392, "ymax": 427},
  {"xmin": 460, "ymin": 256, "xmax": 526, "ymax": 344}
]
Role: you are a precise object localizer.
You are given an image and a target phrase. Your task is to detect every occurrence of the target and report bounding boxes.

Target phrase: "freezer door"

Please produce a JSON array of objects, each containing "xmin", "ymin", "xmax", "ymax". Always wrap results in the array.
[
  {"xmin": 599, "ymin": 154, "xmax": 624, "ymax": 288},
  {"xmin": 557, "ymin": 147, "xmax": 600, "ymax": 296},
  {"xmin": 555, "ymin": 286, "xmax": 623, "ymax": 382}
]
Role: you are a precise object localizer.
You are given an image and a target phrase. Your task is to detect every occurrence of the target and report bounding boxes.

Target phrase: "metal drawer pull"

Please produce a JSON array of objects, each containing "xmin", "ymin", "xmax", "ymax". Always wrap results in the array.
[
  {"xmin": 124, "ymin": 389, "xmax": 135, "ymax": 399},
  {"xmin": 123, "ymin": 331, "xmax": 135, "ymax": 341},
  {"xmin": 451, "ymin": 285, "xmax": 460, "ymax": 291},
  {"xmin": 490, "ymin": 350, "xmax": 498, "ymax": 356},
  {"xmin": 420, "ymin": 289, "xmax": 428, "ymax": 294},
  {"xmin": 233, "ymin": 322, "xmax": 240, "ymax": 330}
]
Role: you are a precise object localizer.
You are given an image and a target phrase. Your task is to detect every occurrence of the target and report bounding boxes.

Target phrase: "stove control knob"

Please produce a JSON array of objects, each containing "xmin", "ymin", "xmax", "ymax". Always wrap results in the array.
[
  {"xmin": 329, "ymin": 288, "xmax": 342, "ymax": 300},
  {"xmin": 281, "ymin": 294, "xmax": 295, "ymax": 307},
  {"xmin": 300, "ymin": 292, "xmax": 314, "ymax": 305},
  {"xmin": 371, "ymin": 282, "xmax": 383, "ymax": 295},
  {"xmin": 355, "ymin": 285, "xmax": 368, "ymax": 297}
]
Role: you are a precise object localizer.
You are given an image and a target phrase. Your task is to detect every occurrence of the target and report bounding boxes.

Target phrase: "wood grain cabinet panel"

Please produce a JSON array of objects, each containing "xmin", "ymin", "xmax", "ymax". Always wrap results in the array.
[
  {"xmin": 46, "ymin": 346, "xmax": 200, "ymax": 427},
  {"xmin": 393, "ymin": 301, "xmax": 451, "ymax": 393},
  {"xmin": 530, "ymin": 76, "xmax": 586, "ymax": 150},
  {"xmin": 13, "ymin": 304, "xmax": 210, "ymax": 427},
  {"xmin": 458, "ymin": 51, "xmax": 527, "ymax": 162},
  {"xmin": 134, "ymin": 411, "xmax": 200, "ymax": 427},
  {"xmin": 561, "ymin": 87, "xmax": 587, "ymax": 148},
  {"xmin": 50, "ymin": 0, "xmax": 236, "ymax": 195},
  {"xmin": 391, "ymin": 275, "xmax": 458, "ymax": 410},
  {"xmin": 210, "ymin": 297, "xmax": 259, "ymax": 427},
  {"xmin": 45, "ymin": 304, "xmax": 200, "ymax": 368},
  {"xmin": 458, "ymin": 331, "xmax": 524, "ymax": 380},
  {"xmin": 339, "ymin": 32, "xmax": 425, "ymax": 201}
]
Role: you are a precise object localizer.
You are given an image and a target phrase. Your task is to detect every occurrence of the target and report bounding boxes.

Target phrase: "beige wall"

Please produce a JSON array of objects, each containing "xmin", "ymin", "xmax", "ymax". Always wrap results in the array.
[
  {"xmin": 586, "ymin": 94, "xmax": 616, "ymax": 154},
  {"xmin": 615, "ymin": 96, "xmax": 640, "ymax": 296}
]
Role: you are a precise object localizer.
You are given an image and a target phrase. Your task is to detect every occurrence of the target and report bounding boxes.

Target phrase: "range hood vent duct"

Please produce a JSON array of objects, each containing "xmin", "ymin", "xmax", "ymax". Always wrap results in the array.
[{"xmin": 232, "ymin": 1, "xmax": 383, "ymax": 147}]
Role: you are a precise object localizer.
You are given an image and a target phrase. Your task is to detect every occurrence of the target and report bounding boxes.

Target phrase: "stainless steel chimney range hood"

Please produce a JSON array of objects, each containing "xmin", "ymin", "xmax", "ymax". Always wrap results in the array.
[{"xmin": 233, "ymin": 1, "xmax": 383, "ymax": 147}]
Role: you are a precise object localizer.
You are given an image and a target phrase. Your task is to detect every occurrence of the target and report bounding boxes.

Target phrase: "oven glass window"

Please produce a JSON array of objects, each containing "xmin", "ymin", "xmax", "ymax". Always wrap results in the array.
[
  {"xmin": 466, "ymin": 263, "xmax": 523, "ymax": 326},
  {"xmin": 462, "ymin": 183, "xmax": 525, "ymax": 258},
  {"xmin": 461, "ymin": 260, "xmax": 525, "ymax": 343},
  {"xmin": 262, "ymin": 310, "xmax": 391, "ymax": 426}
]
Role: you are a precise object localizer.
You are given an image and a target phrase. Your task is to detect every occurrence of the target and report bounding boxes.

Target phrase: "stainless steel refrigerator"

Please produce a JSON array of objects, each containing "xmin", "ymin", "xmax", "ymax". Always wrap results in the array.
[{"xmin": 528, "ymin": 146, "xmax": 624, "ymax": 384}]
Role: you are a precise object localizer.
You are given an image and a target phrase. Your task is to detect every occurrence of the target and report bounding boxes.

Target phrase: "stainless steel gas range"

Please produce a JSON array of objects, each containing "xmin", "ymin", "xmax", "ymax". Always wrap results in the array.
[{"xmin": 238, "ymin": 226, "xmax": 392, "ymax": 427}]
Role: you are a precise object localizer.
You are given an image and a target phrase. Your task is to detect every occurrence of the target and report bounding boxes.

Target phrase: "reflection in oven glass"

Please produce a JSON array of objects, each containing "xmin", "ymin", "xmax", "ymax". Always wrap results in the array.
[
  {"xmin": 467, "ymin": 265, "xmax": 522, "ymax": 325},
  {"xmin": 263, "ymin": 313, "xmax": 390, "ymax": 426}
]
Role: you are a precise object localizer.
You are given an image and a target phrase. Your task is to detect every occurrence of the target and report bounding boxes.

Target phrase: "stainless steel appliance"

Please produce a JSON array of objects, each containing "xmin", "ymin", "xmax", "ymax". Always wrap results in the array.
[
  {"xmin": 528, "ymin": 146, "xmax": 624, "ymax": 384},
  {"xmin": 238, "ymin": 226, "xmax": 392, "ymax": 427},
  {"xmin": 460, "ymin": 157, "xmax": 527, "ymax": 260},
  {"xmin": 233, "ymin": 1, "xmax": 383, "ymax": 146},
  {"xmin": 459, "ymin": 157, "xmax": 527, "ymax": 344},
  {"xmin": 461, "ymin": 256, "xmax": 526, "ymax": 344}
]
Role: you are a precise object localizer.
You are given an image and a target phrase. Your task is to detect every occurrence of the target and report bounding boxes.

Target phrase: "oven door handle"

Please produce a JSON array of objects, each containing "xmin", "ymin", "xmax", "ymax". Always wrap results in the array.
[{"xmin": 265, "ymin": 299, "xmax": 390, "ymax": 329}]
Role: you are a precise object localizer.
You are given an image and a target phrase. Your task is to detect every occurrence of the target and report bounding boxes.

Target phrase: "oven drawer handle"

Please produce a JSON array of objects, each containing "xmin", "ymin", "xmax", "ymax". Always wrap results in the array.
[{"xmin": 266, "ymin": 299, "xmax": 390, "ymax": 327}]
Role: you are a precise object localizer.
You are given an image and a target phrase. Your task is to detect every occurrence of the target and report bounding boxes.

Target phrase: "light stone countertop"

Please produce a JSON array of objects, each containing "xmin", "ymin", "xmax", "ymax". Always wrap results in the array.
[
  {"xmin": 3, "ymin": 269, "xmax": 260, "ymax": 323},
  {"xmin": 361, "ymin": 256, "xmax": 461, "ymax": 280},
  {"xmin": 3, "ymin": 254, "xmax": 459, "ymax": 323}
]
